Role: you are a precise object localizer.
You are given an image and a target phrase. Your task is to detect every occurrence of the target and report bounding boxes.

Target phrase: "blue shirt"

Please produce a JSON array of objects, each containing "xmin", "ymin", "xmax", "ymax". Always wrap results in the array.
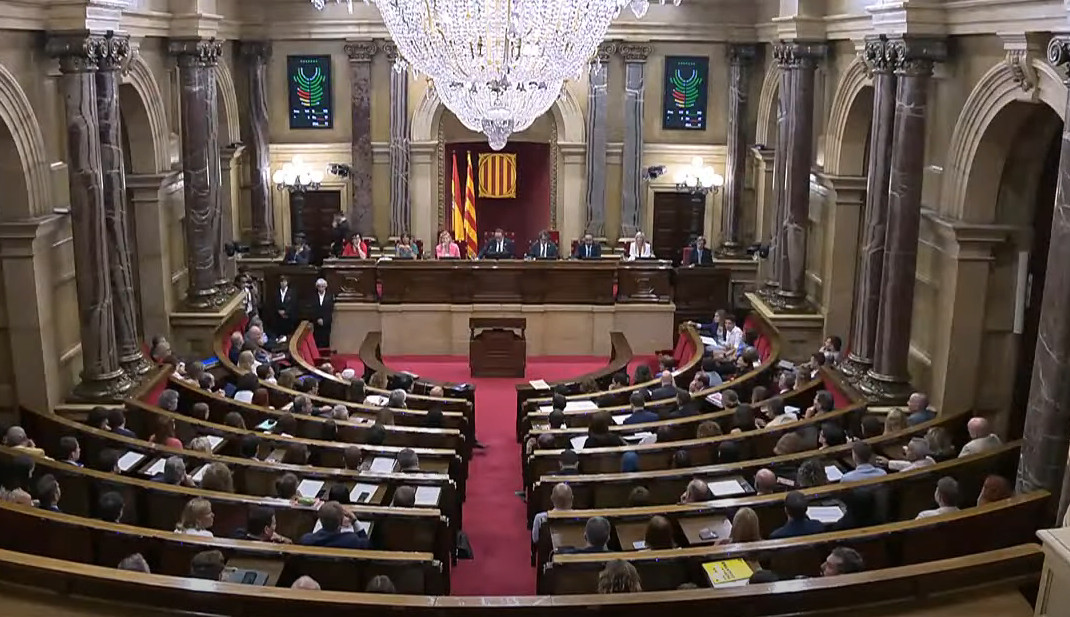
[
  {"xmin": 840, "ymin": 463, "xmax": 887, "ymax": 484},
  {"xmin": 769, "ymin": 517, "xmax": 826, "ymax": 539},
  {"xmin": 623, "ymin": 410, "xmax": 660, "ymax": 425},
  {"xmin": 907, "ymin": 409, "xmax": 936, "ymax": 426}
]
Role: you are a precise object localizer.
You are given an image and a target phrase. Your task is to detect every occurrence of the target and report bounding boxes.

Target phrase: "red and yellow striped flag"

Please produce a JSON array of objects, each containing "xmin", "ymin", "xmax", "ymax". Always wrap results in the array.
[
  {"xmin": 478, "ymin": 152, "xmax": 517, "ymax": 198},
  {"xmin": 464, "ymin": 151, "xmax": 478, "ymax": 258},
  {"xmin": 451, "ymin": 152, "xmax": 464, "ymax": 248}
]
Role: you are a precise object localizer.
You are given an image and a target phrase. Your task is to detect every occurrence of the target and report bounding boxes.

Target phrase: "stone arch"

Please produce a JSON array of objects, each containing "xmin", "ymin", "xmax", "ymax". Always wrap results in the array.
[
  {"xmin": 755, "ymin": 59, "xmax": 780, "ymax": 147},
  {"xmin": 824, "ymin": 59, "xmax": 873, "ymax": 176},
  {"xmin": 410, "ymin": 83, "xmax": 586, "ymax": 145},
  {"xmin": 942, "ymin": 58, "xmax": 1066, "ymax": 223},
  {"xmin": 215, "ymin": 60, "xmax": 241, "ymax": 145},
  {"xmin": 0, "ymin": 63, "xmax": 51, "ymax": 219},
  {"xmin": 121, "ymin": 55, "xmax": 170, "ymax": 174}
]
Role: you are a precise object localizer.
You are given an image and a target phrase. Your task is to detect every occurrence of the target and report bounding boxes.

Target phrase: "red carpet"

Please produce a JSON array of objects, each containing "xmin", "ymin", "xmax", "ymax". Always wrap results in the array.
[{"xmin": 383, "ymin": 355, "xmax": 608, "ymax": 596}]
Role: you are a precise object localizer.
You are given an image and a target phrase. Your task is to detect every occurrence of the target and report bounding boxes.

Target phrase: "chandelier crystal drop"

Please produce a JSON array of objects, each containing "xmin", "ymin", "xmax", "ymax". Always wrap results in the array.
[{"xmin": 309, "ymin": 0, "xmax": 681, "ymax": 148}]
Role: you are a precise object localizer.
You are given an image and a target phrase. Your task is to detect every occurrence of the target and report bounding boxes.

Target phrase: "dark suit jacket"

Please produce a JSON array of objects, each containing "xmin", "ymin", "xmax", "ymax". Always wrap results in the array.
[
  {"xmin": 284, "ymin": 245, "xmax": 311, "ymax": 265},
  {"xmin": 648, "ymin": 385, "xmax": 678, "ymax": 401},
  {"xmin": 527, "ymin": 241, "xmax": 559, "ymax": 259},
  {"xmin": 687, "ymin": 247, "xmax": 714, "ymax": 265},
  {"xmin": 557, "ymin": 545, "xmax": 610, "ymax": 554},
  {"xmin": 310, "ymin": 292, "xmax": 334, "ymax": 328},
  {"xmin": 278, "ymin": 289, "xmax": 297, "ymax": 319},
  {"xmin": 331, "ymin": 220, "xmax": 351, "ymax": 257},
  {"xmin": 299, "ymin": 528, "xmax": 370, "ymax": 549},
  {"xmin": 573, "ymin": 243, "xmax": 602, "ymax": 259},
  {"xmin": 478, "ymin": 238, "xmax": 516, "ymax": 259}
]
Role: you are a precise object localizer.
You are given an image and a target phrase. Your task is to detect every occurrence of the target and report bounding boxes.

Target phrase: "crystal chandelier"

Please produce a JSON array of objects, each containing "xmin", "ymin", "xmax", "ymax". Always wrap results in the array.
[
  {"xmin": 310, "ymin": 0, "xmax": 681, "ymax": 148},
  {"xmin": 674, "ymin": 157, "xmax": 724, "ymax": 196}
]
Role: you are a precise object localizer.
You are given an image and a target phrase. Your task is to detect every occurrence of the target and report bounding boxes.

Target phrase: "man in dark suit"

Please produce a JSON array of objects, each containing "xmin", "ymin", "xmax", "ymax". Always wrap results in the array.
[
  {"xmin": 330, "ymin": 212, "xmax": 351, "ymax": 257},
  {"xmin": 557, "ymin": 516, "xmax": 612, "ymax": 553},
  {"xmin": 687, "ymin": 236, "xmax": 714, "ymax": 265},
  {"xmin": 648, "ymin": 370, "xmax": 678, "ymax": 401},
  {"xmin": 310, "ymin": 277, "xmax": 334, "ymax": 349},
  {"xmin": 573, "ymin": 233, "xmax": 602, "ymax": 259},
  {"xmin": 299, "ymin": 502, "xmax": 370, "ymax": 548},
  {"xmin": 275, "ymin": 276, "xmax": 297, "ymax": 337},
  {"xmin": 527, "ymin": 230, "xmax": 559, "ymax": 259},
  {"xmin": 478, "ymin": 228, "xmax": 515, "ymax": 259},
  {"xmin": 283, "ymin": 234, "xmax": 312, "ymax": 265}
]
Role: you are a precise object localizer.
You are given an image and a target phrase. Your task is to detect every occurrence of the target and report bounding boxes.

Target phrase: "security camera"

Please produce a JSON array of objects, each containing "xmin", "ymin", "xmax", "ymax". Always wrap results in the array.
[
  {"xmin": 326, "ymin": 163, "xmax": 351, "ymax": 178},
  {"xmin": 642, "ymin": 165, "xmax": 667, "ymax": 181}
]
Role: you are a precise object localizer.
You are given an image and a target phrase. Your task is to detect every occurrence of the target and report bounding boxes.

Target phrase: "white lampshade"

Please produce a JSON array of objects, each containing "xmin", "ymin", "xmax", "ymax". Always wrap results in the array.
[
  {"xmin": 272, "ymin": 170, "xmax": 284, "ymax": 184},
  {"xmin": 311, "ymin": 170, "xmax": 325, "ymax": 184},
  {"xmin": 710, "ymin": 173, "xmax": 725, "ymax": 187},
  {"xmin": 674, "ymin": 171, "xmax": 687, "ymax": 185},
  {"xmin": 691, "ymin": 156, "xmax": 703, "ymax": 169}
]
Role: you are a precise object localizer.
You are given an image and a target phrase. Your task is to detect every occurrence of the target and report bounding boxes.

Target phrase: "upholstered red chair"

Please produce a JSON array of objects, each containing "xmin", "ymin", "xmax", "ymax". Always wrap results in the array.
[
  {"xmin": 548, "ymin": 230, "xmax": 560, "ymax": 246},
  {"xmin": 570, "ymin": 240, "xmax": 579, "ymax": 256},
  {"xmin": 415, "ymin": 239, "xmax": 424, "ymax": 258},
  {"xmin": 681, "ymin": 246, "xmax": 693, "ymax": 265}
]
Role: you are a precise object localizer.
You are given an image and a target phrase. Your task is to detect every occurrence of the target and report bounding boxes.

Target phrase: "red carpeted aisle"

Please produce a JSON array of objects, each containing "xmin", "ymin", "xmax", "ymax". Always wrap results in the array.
[{"xmin": 383, "ymin": 355, "xmax": 608, "ymax": 596}]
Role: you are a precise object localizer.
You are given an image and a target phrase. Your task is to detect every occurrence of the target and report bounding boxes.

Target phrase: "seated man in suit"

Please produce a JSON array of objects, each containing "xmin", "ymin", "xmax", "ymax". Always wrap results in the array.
[
  {"xmin": 573, "ymin": 233, "xmax": 602, "ymax": 259},
  {"xmin": 687, "ymin": 236, "xmax": 714, "ymax": 265},
  {"xmin": 769, "ymin": 491, "xmax": 826, "ymax": 538},
  {"xmin": 299, "ymin": 501, "xmax": 370, "ymax": 548},
  {"xmin": 283, "ymin": 234, "xmax": 312, "ymax": 265},
  {"xmin": 527, "ymin": 230, "xmax": 559, "ymax": 259},
  {"xmin": 478, "ymin": 228, "xmax": 515, "ymax": 259},
  {"xmin": 557, "ymin": 516, "xmax": 612, "ymax": 553},
  {"xmin": 648, "ymin": 370, "xmax": 678, "ymax": 402}
]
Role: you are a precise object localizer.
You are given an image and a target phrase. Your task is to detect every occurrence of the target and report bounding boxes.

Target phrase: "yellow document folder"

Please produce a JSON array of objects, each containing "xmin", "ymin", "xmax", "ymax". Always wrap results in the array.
[{"xmin": 703, "ymin": 559, "xmax": 755, "ymax": 586}]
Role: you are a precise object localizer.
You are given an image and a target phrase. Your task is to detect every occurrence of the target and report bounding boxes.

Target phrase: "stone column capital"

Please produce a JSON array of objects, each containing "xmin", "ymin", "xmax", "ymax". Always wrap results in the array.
[
  {"xmin": 345, "ymin": 40, "xmax": 378, "ymax": 62},
  {"xmin": 380, "ymin": 40, "xmax": 399, "ymax": 61},
  {"xmin": 728, "ymin": 43, "xmax": 759, "ymax": 65},
  {"xmin": 168, "ymin": 38, "xmax": 223, "ymax": 68},
  {"xmin": 47, "ymin": 31, "xmax": 127, "ymax": 73},
  {"xmin": 239, "ymin": 40, "xmax": 272, "ymax": 63},
  {"xmin": 861, "ymin": 35, "xmax": 897, "ymax": 76},
  {"xmin": 773, "ymin": 40, "xmax": 826, "ymax": 70},
  {"xmin": 1046, "ymin": 35, "xmax": 1070, "ymax": 83},
  {"xmin": 618, "ymin": 42, "xmax": 652, "ymax": 63},
  {"xmin": 888, "ymin": 36, "xmax": 946, "ymax": 76},
  {"xmin": 595, "ymin": 41, "xmax": 618, "ymax": 63}
]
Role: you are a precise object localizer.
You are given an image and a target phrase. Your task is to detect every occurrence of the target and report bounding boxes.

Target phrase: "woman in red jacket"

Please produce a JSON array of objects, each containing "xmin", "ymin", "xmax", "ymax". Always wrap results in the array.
[{"xmin": 341, "ymin": 233, "xmax": 369, "ymax": 258}]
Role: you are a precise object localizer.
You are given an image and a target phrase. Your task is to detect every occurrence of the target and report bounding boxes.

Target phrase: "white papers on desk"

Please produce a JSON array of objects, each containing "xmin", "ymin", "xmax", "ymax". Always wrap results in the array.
[
  {"xmin": 825, "ymin": 465, "xmax": 844, "ymax": 482},
  {"xmin": 120, "ymin": 452, "xmax": 147, "ymax": 473},
  {"xmin": 807, "ymin": 506, "xmax": 845, "ymax": 524},
  {"xmin": 256, "ymin": 419, "xmax": 277, "ymax": 432},
  {"xmin": 364, "ymin": 395, "xmax": 389, "ymax": 406},
  {"xmin": 297, "ymin": 479, "xmax": 324, "ymax": 499},
  {"xmin": 415, "ymin": 486, "xmax": 441, "ymax": 506},
  {"xmin": 539, "ymin": 400, "xmax": 599, "ymax": 413},
  {"xmin": 529, "ymin": 379, "xmax": 550, "ymax": 390},
  {"xmin": 785, "ymin": 406, "xmax": 801, "ymax": 416},
  {"xmin": 141, "ymin": 458, "xmax": 166, "ymax": 476},
  {"xmin": 368, "ymin": 457, "xmax": 397, "ymax": 473},
  {"xmin": 707, "ymin": 392, "xmax": 724, "ymax": 408},
  {"xmin": 205, "ymin": 435, "xmax": 224, "ymax": 451},
  {"xmin": 624, "ymin": 431, "xmax": 654, "ymax": 443},
  {"xmin": 191, "ymin": 465, "xmax": 207, "ymax": 483},
  {"xmin": 777, "ymin": 360, "xmax": 796, "ymax": 371},
  {"xmin": 632, "ymin": 540, "xmax": 647, "ymax": 550},
  {"xmin": 708, "ymin": 479, "xmax": 748, "ymax": 497},
  {"xmin": 349, "ymin": 483, "xmax": 379, "ymax": 503},
  {"xmin": 611, "ymin": 414, "xmax": 628, "ymax": 425},
  {"xmin": 700, "ymin": 336, "xmax": 719, "ymax": 348},
  {"xmin": 569, "ymin": 436, "xmax": 587, "ymax": 450}
]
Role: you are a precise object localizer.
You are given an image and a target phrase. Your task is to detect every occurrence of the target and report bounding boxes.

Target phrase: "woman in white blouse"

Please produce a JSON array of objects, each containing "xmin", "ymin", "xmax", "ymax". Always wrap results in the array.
[
  {"xmin": 174, "ymin": 497, "xmax": 215, "ymax": 537},
  {"xmin": 626, "ymin": 232, "xmax": 654, "ymax": 260}
]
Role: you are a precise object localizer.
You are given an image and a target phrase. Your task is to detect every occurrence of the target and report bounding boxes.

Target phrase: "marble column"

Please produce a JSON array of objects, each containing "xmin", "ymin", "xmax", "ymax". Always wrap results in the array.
[
  {"xmin": 719, "ymin": 44, "xmax": 757, "ymax": 255},
  {"xmin": 239, "ymin": 41, "xmax": 275, "ymax": 255},
  {"xmin": 763, "ymin": 60, "xmax": 793, "ymax": 292},
  {"xmin": 1018, "ymin": 37, "xmax": 1070, "ymax": 513},
  {"xmin": 95, "ymin": 33, "xmax": 152, "ymax": 378},
  {"xmin": 619, "ymin": 42, "xmax": 651, "ymax": 238},
  {"xmin": 169, "ymin": 38, "xmax": 223, "ymax": 309},
  {"xmin": 585, "ymin": 42, "xmax": 615, "ymax": 238},
  {"xmin": 860, "ymin": 37, "xmax": 946, "ymax": 400},
  {"xmin": 47, "ymin": 32, "xmax": 132, "ymax": 399},
  {"xmin": 775, "ymin": 40, "xmax": 824, "ymax": 306},
  {"xmin": 383, "ymin": 43, "xmax": 411, "ymax": 236},
  {"xmin": 345, "ymin": 40, "xmax": 377, "ymax": 237},
  {"xmin": 842, "ymin": 36, "xmax": 899, "ymax": 379}
]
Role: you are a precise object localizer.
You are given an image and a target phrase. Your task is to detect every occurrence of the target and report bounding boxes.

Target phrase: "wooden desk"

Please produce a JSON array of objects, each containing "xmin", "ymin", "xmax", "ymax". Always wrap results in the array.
[
  {"xmin": 224, "ymin": 555, "xmax": 285, "ymax": 587},
  {"xmin": 550, "ymin": 522, "xmax": 588, "ymax": 551},
  {"xmin": 614, "ymin": 521, "xmax": 650, "ymax": 550},
  {"xmin": 679, "ymin": 515, "xmax": 733, "ymax": 546},
  {"xmin": 470, "ymin": 318, "xmax": 526, "ymax": 378},
  {"xmin": 674, "ymin": 266, "xmax": 732, "ymax": 324}
]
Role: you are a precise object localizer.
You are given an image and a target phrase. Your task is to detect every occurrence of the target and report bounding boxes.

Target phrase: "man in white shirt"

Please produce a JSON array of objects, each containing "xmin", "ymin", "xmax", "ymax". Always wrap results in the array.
[
  {"xmin": 532, "ymin": 483, "xmax": 573, "ymax": 544},
  {"xmin": 916, "ymin": 477, "xmax": 961, "ymax": 519},
  {"xmin": 959, "ymin": 417, "xmax": 1002, "ymax": 457},
  {"xmin": 880, "ymin": 437, "xmax": 936, "ymax": 472}
]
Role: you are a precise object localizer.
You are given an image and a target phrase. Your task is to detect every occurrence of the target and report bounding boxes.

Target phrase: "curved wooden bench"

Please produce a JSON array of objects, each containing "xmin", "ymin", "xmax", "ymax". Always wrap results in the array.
[
  {"xmin": 514, "ymin": 331, "xmax": 634, "ymax": 439},
  {"xmin": 0, "ymin": 543, "xmax": 1041, "ymax": 616},
  {"xmin": 0, "ymin": 500, "xmax": 446, "ymax": 593}
]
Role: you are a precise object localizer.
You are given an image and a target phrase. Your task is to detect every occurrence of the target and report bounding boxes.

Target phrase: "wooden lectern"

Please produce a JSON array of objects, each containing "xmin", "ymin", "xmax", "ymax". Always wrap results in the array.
[{"xmin": 469, "ymin": 317, "xmax": 526, "ymax": 377}]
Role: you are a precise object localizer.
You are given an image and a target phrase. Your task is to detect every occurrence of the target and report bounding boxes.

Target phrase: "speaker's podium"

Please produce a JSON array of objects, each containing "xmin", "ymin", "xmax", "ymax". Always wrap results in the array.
[{"xmin": 469, "ymin": 317, "xmax": 526, "ymax": 377}]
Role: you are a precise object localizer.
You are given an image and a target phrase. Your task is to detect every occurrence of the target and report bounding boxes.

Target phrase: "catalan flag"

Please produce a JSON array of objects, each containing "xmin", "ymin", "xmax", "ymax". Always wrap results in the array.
[
  {"xmin": 478, "ymin": 152, "xmax": 517, "ymax": 199},
  {"xmin": 464, "ymin": 151, "xmax": 478, "ymax": 258},
  {"xmin": 451, "ymin": 152, "xmax": 464, "ymax": 250}
]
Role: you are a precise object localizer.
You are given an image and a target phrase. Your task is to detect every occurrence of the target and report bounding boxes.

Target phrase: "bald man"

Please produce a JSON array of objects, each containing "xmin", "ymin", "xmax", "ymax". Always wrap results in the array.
[
  {"xmin": 532, "ymin": 482, "xmax": 573, "ymax": 544},
  {"xmin": 905, "ymin": 392, "xmax": 935, "ymax": 426},
  {"xmin": 429, "ymin": 386, "xmax": 444, "ymax": 398},
  {"xmin": 959, "ymin": 417, "xmax": 1002, "ymax": 457},
  {"xmin": 291, "ymin": 575, "xmax": 321, "ymax": 590},
  {"xmin": 754, "ymin": 468, "xmax": 777, "ymax": 495}
]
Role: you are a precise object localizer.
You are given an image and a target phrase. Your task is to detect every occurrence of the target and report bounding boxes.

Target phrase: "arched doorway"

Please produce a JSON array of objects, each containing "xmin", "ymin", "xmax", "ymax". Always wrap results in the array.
[{"xmin": 441, "ymin": 112, "xmax": 554, "ymax": 253}]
